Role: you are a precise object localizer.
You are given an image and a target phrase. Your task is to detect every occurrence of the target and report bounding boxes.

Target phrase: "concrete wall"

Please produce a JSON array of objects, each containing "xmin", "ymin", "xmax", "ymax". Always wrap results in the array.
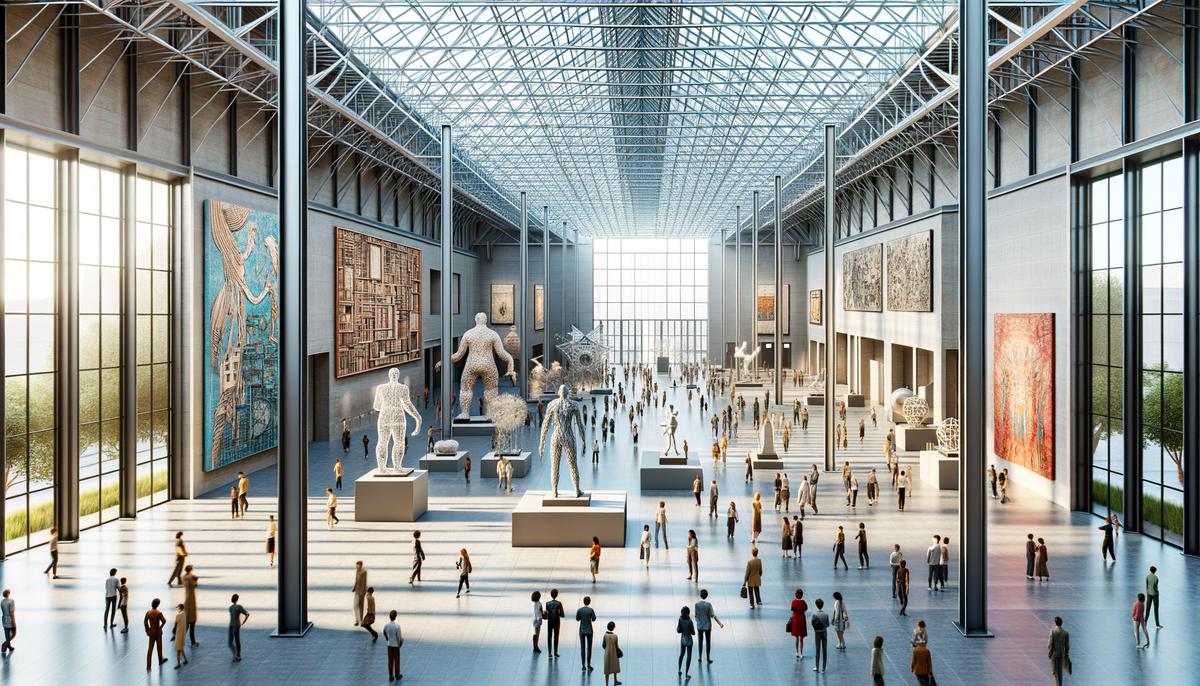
[{"xmin": 708, "ymin": 239, "xmax": 807, "ymax": 368}]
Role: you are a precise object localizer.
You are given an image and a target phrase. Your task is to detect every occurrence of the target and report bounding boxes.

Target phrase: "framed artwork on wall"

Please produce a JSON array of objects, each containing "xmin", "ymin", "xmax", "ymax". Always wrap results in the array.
[
  {"xmin": 886, "ymin": 230, "xmax": 933, "ymax": 312},
  {"xmin": 809, "ymin": 289, "xmax": 822, "ymax": 325},
  {"xmin": 202, "ymin": 200, "xmax": 280, "ymax": 472},
  {"xmin": 842, "ymin": 243, "xmax": 883, "ymax": 311},
  {"xmin": 334, "ymin": 227, "xmax": 423, "ymax": 379},
  {"xmin": 534, "ymin": 283, "xmax": 545, "ymax": 330},
  {"xmin": 993, "ymin": 313, "xmax": 1055, "ymax": 480},
  {"xmin": 491, "ymin": 283, "xmax": 515, "ymax": 324},
  {"xmin": 755, "ymin": 284, "xmax": 790, "ymax": 335}
]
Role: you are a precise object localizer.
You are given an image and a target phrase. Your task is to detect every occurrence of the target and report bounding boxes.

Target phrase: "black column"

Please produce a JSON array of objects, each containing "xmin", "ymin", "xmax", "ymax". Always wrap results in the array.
[
  {"xmin": 275, "ymin": 0, "xmax": 310, "ymax": 637},
  {"xmin": 119, "ymin": 166, "xmax": 137, "ymax": 519},
  {"xmin": 1123, "ymin": 164, "xmax": 1143, "ymax": 533},
  {"xmin": 1070, "ymin": 178, "xmax": 1093, "ymax": 513},
  {"xmin": 55, "ymin": 152, "xmax": 80, "ymax": 541},
  {"xmin": 1184, "ymin": 0, "xmax": 1200, "ymax": 557}
]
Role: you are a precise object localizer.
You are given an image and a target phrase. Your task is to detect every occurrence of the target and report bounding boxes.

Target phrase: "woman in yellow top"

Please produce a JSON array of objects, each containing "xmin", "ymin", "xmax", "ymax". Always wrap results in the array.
[
  {"xmin": 751, "ymin": 492, "xmax": 764, "ymax": 545},
  {"xmin": 589, "ymin": 537, "xmax": 602, "ymax": 583}
]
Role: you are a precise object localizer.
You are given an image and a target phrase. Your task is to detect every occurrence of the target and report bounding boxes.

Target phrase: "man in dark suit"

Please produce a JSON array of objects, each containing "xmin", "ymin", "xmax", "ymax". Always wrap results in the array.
[
  {"xmin": 1047, "ymin": 616, "xmax": 1070, "ymax": 686},
  {"xmin": 545, "ymin": 588, "xmax": 565, "ymax": 658},
  {"xmin": 1025, "ymin": 533, "xmax": 1036, "ymax": 579}
]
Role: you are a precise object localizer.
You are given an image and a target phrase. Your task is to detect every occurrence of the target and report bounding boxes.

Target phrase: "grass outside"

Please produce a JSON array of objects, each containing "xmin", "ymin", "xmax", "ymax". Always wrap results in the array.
[
  {"xmin": 1091, "ymin": 479, "xmax": 1183, "ymax": 536},
  {"xmin": 5, "ymin": 472, "xmax": 166, "ymax": 542}
]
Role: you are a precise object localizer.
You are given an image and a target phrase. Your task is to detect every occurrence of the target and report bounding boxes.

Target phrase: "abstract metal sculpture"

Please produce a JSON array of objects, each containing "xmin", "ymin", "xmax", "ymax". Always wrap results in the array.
[
  {"xmin": 372, "ymin": 368, "xmax": 421, "ymax": 473},
  {"xmin": 487, "ymin": 393, "xmax": 528, "ymax": 454},
  {"xmin": 537, "ymin": 384, "xmax": 585, "ymax": 498},
  {"xmin": 557, "ymin": 324, "xmax": 612, "ymax": 391},
  {"xmin": 902, "ymin": 396, "xmax": 930, "ymax": 426},
  {"xmin": 529, "ymin": 356, "xmax": 564, "ymax": 397},
  {"xmin": 437, "ymin": 312, "xmax": 517, "ymax": 419},
  {"xmin": 936, "ymin": 417, "xmax": 961, "ymax": 454}
]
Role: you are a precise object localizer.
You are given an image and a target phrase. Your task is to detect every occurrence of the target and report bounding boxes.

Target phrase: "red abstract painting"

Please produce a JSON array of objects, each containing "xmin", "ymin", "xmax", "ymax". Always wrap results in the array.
[{"xmin": 993, "ymin": 313, "xmax": 1055, "ymax": 480}]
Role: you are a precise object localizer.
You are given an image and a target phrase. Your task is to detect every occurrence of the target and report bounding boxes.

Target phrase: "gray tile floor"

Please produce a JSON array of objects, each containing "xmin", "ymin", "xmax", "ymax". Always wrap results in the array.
[{"xmin": 0, "ymin": 371, "xmax": 1195, "ymax": 685}]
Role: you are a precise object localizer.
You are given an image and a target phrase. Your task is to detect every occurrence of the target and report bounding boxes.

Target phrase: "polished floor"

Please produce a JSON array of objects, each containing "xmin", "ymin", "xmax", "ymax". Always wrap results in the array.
[{"xmin": 0, "ymin": 370, "xmax": 1195, "ymax": 685}]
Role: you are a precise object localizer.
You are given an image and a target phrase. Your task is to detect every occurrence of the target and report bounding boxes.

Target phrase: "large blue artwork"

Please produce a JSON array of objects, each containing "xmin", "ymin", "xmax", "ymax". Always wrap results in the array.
[{"xmin": 202, "ymin": 200, "xmax": 280, "ymax": 472}]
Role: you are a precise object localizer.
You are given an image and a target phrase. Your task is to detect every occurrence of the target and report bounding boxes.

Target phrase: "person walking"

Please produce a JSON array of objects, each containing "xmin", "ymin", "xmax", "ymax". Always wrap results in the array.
[
  {"xmin": 1034, "ymin": 537, "xmax": 1050, "ymax": 581},
  {"xmin": 227, "ymin": 593, "xmax": 249, "ymax": 660},
  {"xmin": 911, "ymin": 619, "xmax": 928, "ymax": 647},
  {"xmin": 897, "ymin": 560, "xmax": 911, "ymax": 615},
  {"xmin": 334, "ymin": 458, "xmax": 344, "ymax": 491},
  {"xmin": 181, "ymin": 565, "xmax": 199, "ymax": 646},
  {"xmin": 726, "ymin": 502, "xmax": 739, "ymax": 540},
  {"xmin": 686, "ymin": 530, "xmax": 699, "ymax": 581},
  {"xmin": 588, "ymin": 534, "xmax": 600, "ymax": 585},
  {"xmin": 266, "ymin": 515, "xmax": 278, "ymax": 567},
  {"xmin": 751, "ymin": 492, "xmax": 764, "ymax": 544},
  {"xmin": 170, "ymin": 603, "xmax": 189, "ymax": 669},
  {"xmin": 342, "ymin": 418, "xmax": 351, "ymax": 454},
  {"xmin": 230, "ymin": 485, "xmax": 240, "ymax": 519},
  {"xmin": 1145, "ymin": 565, "xmax": 1162, "ymax": 628},
  {"xmin": 870, "ymin": 636, "xmax": 886, "ymax": 685},
  {"xmin": 867, "ymin": 469, "xmax": 879, "ymax": 506},
  {"xmin": 325, "ymin": 488, "xmax": 340, "ymax": 528},
  {"xmin": 808, "ymin": 465, "xmax": 821, "ymax": 513},
  {"xmin": 352, "ymin": 561, "xmax": 368, "ymax": 625},
  {"xmin": 362, "ymin": 433, "xmax": 370, "ymax": 460},
  {"xmin": 409, "ymin": 531, "xmax": 425, "ymax": 585},
  {"xmin": 744, "ymin": 451, "xmax": 753, "ymax": 482},
  {"xmin": 708, "ymin": 480, "xmax": 720, "ymax": 518},
  {"xmin": 796, "ymin": 476, "xmax": 810, "ymax": 519},
  {"xmin": 889, "ymin": 545, "xmax": 904, "ymax": 598},
  {"xmin": 999, "ymin": 467, "xmax": 1010, "ymax": 503},
  {"xmin": 361, "ymin": 587, "xmax": 378, "ymax": 641},
  {"xmin": 168, "ymin": 532, "xmax": 187, "ymax": 586},
  {"xmin": 694, "ymin": 589, "xmax": 723, "ymax": 664},
  {"xmin": 44, "ymin": 527, "xmax": 60, "ymax": 578},
  {"xmin": 237, "ymin": 471, "xmax": 250, "ymax": 516},
  {"xmin": 773, "ymin": 473, "xmax": 783, "ymax": 512},
  {"xmin": 831, "ymin": 592, "xmax": 849, "ymax": 650},
  {"xmin": 810, "ymin": 598, "xmax": 830, "ymax": 673},
  {"xmin": 456, "ymin": 548, "xmax": 472, "ymax": 597},
  {"xmin": 383, "ymin": 610, "xmax": 404, "ymax": 681},
  {"xmin": 987, "ymin": 464, "xmax": 998, "ymax": 499},
  {"xmin": 531, "ymin": 591, "xmax": 545, "ymax": 654},
  {"xmin": 781, "ymin": 473, "xmax": 791, "ymax": 513},
  {"xmin": 898, "ymin": 470, "xmax": 909, "ymax": 510},
  {"xmin": 1025, "ymin": 533, "xmax": 1037, "ymax": 579},
  {"xmin": 1132, "ymin": 594, "xmax": 1149, "ymax": 648},
  {"xmin": 592, "ymin": 439, "xmax": 601, "ymax": 465},
  {"xmin": 1048, "ymin": 616, "xmax": 1070, "ymax": 686},
  {"xmin": 504, "ymin": 458, "xmax": 515, "ymax": 493},
  {"xmin": 789, "ymin": 588, "xmax": 808, "ymax": 659},
  {"xmin": 849, "ymin": 475, "xmax": 860, "ymax": 508},
  {"xmin": 781, "ymin": 517, "xmax": 793, "ymax": 560},
  {"xmin": 855, "ymin": 523, "xmax": 869, "ymax": 569},
  {"xmin": 545, "ymin": 589, "xmax": 565, "ymax": 657},
  {"xmin": 833, "ymin": 526, "xmax": 849, "ymax": 570},
  {"xmin": 0, "ymin": 590, "xmax": 15, "ymax": 655},
  {"xmin": 692, "ymin": 474, "xmax": 703, "ymax": 507},
  {"xmin": 654, "ymin": 501, "xmax": 669, "ymax": 549},
  {"xmin": 463, "ymin": 455, "xmax": 471, "ymax": 482},
  {"xmin": 676, "ymin": 606, "xmax": 696, "ymax": 677},
  {"xmin": 576, "ymin": 596, "xmax": 597, "ymax": 671},
  {"xmin": 639, "ymin": 524, "xmax": 652, "ymax": 568},
  {"xmin": 911, "ymin": 641, "xmax": 934, "ymax": 685},
  {"xmin": 144, "ymin": 598, "xmax": 168, "ymax": 669},
  {"xmin": 743, "ymin": 547, "xmax": 764, "ymax": 609},
  {"xmin": 925, "ymin": 536, "xmax": 941, "ymax": 590},
  {"xmin": 602, "ymin": 621, "xmax": 622, "ymax": 686},
  {"xmin": 117, "ymin": 577, "xmax": 130, "ymax": 633},
  {"xmin": 104, "ymin": 568, "xmax": 120, "ymax": 629},
  {"xmin": 1099, "ymin": 519, "xmax": 1116, "ymax": 561}
]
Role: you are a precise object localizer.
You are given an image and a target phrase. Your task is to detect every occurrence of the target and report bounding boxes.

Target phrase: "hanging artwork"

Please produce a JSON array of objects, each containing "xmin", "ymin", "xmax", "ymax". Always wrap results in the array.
[
  {"xmin": 535, "ymin": 283, "xmax": 545, "ymax": 330},
  {"xmin": 334, "ymin": 227, "xmax": 422, "ymax": 378},
  {"xmin": 993, "ymin": 313, "xmax": 1055, "ymax": 480},
  {"xmin": 809, "ymin": 289, "xmax": 823, "ymax": 325},
  {"xmin": 755, "ymin": 284, "xmax": 790, "ymax": 335},
  {"xmin": 202, "ymin": 200, "xmax": 280, "ymax": 472},
  {"xmin": 491, "ymin": 284, "xmax": 515, "ymax": 324},
  {"xmin": 886, "ymin": 230, "xmax": 933, "ymax": 312},
  {"xmin": 842, "ymin": 243, "xmax": 883, "ymax": 311}
]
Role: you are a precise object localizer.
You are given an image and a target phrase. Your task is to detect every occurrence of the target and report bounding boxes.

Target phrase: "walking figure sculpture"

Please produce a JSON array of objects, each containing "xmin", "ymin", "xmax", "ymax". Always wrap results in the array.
[
  {"xmin": 538, "ymin": 384, "xmax": 585, "ymax": 498},
  {"xmin": 663, "ymin": 404, "xmax": 681, "ymax": 455},
  {"xmin": 436, "ymin": 312, "xmax": 517, "ymax": 419},
  {"xmin": 373, "ymin": 368, "xmax": 422, "ymax": 473}
]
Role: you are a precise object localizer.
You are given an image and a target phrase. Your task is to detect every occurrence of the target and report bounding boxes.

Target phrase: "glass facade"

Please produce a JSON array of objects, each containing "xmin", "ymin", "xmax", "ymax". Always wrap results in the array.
[
  {"xmin": 592, "ymin": 237, "xmax": 708, "ymax": 364},
  {"xmin": 3, "ymin": 147, "xmax": 58, "ymax": 553},
  {"xmin": 1088, "ymin": 173, "xmax": 1124, "ymax": 520},
  {"xmin": 135, "ymin": 176, "xmax": 173, "ymax": 511}
]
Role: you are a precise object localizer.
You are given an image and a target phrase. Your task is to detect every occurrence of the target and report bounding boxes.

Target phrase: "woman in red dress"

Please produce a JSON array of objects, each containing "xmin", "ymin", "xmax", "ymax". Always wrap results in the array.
[{"xmin": 790, "ymin": 587, "xmax": 809, "ymax": 659}]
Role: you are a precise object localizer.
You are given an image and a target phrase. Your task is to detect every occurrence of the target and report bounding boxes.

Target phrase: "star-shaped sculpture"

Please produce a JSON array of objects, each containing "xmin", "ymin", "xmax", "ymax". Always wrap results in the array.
[{"xmin": 556, "ymin": 325, "xmax": 612, "ymax": 388}]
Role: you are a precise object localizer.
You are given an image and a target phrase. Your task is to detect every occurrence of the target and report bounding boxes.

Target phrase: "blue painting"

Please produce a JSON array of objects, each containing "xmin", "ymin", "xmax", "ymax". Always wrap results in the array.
[{"xmin": 203, "ymin": 200, "xmax": 280, "ymax": 472}]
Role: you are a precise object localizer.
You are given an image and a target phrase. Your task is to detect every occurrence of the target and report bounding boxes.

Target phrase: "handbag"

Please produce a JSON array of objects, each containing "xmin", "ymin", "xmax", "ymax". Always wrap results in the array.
[
  {"xmin": 739, "ymin": 585, "xmax": 748, "ymax": 599},
  {"xmin": 785, "ymin": 618, "xmax": 793, "ymax": 633},
  {"xmin": 639, "ymin": 547, "xmax": 644, "ymax": 560}
]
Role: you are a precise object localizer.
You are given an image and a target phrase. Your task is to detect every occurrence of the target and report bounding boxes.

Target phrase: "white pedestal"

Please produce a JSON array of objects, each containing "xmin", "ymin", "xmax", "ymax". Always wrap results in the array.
[
  {"xmin": 639, "ymin": 455, "xmax": 703, "ymax": 490},
  {"xmin": 895, "ymin": 425, "xmax": 938, "ymax": 452},
  {"xmin": 919, "ymin": 450, "xmax": 959, "ymax": 490},
  {"xmin": 353, "ymin": 469, "xmax": 429, "ymax": 522},
  {"xmin": 481, "ymin": 451, "xmax": 532, "ymax": 478},
  {"xmin": 419, "ymin": 450, "xmax": 468, "ymax": 472},
  {"xmin": 751, "ymin": 453, "xmax": 785, "ymax": 471},
  {"xmin": 512, "ymin": 490, "xmax": 627, "ymax": 547},
  {"xmin": 452, "ymin": 417, "xmax": 496, "ymax": 436}
]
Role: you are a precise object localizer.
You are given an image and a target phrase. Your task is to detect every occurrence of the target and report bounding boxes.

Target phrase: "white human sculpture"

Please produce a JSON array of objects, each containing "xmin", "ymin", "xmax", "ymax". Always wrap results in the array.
[
  {"xmin": 487, "ymin": 394, "xmax": 528, "ymax": 454},
  {"xmin": 437, "ymin": 312, "xmax": 517, "ymax": 419},
  {"xmin": 757, "ymin": 415, "xmax": 778, "ymax": 456},
  {"xmin": 662, "ymin": 404, "xmax": 681, "ymax": 455},
  {"xmin": 372, "ymin": 368, "xmax": 421, "ymax": 473},
  {"xmin": 537, "ymin": 384, "xmax": 585, "ymax": 498},
  {"xmin": 902, "ymin": 396, "xmax": 930, "ymax": 426},
  {"xmin": 733, "ymin": 342, "xmax": 760, "ymax": 380},
  {"xmin": 936, "ymin": 417, "xmax": 961, "ymax": 453}
]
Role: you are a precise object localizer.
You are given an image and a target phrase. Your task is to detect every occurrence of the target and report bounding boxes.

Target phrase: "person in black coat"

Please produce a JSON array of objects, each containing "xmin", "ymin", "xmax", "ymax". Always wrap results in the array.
[{"xmin": 545, "ymin": 588, "xmax": 566, "ymax": 658}]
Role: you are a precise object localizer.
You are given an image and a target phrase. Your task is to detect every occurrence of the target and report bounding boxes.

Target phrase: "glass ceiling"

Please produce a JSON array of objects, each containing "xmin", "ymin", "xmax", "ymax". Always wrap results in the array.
[{"xmin": 310, "ymin": 1, "xmax": 956, "ymax": 236}]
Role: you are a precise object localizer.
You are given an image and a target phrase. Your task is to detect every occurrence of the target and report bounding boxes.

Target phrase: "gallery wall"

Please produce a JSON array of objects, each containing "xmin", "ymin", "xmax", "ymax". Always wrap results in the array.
[{"xmin": 707, "ymin": 239, "xmax": 807, "ymax": 368}]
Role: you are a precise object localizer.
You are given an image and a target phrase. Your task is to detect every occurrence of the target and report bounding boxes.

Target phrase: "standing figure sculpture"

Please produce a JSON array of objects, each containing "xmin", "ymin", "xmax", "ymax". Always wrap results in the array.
[
  {"xmin": 373, "ymin": 369, "xmax": 422, "ymax": 473},
  {"xmin": 733, "ymin": 342, "xmax": 760, "ymax": 382},
  {"xmin": 662, "ymin": 405, "xmax": 681, "ymax": 455},
  {"xmin": 436, "ymin": 313, "xmax": 517, "ymax": 419},
  {"xmin": 538, "ymin": 384, "xmax": 586, "ymax": 498}
]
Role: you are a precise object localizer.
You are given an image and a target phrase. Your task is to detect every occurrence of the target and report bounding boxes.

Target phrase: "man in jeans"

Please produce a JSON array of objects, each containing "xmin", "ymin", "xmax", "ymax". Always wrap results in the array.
[
  {"xmin": 925, "ymin": 536, "xmax": 941, "ymax": 590},
  {"xmin": 810, "ymin": 598, "xmax": 830, "ymax": 673},
  {"xmin": 693, "ymin": 589, "xmax": 724, "ymax": 664},
  {"xmin": 104, "ymin": 568, "xmax": 120, "ymax": 629}
]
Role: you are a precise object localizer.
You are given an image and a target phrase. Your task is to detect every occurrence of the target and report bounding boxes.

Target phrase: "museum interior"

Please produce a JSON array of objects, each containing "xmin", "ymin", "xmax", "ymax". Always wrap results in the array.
[{"xmin": 0, "ymin": 1, "xmax": 1198, "ymax": 684}]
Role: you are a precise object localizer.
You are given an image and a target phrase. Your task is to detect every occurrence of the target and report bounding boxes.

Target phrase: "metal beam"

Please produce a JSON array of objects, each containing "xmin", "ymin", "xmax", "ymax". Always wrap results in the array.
[
  {"xmin": 55, "ymin": 150, "xmax": 80, "ymax": 542},
  {"xmin": 1188, "ymin": 0, "xmax": 1200, "ymax": 124},
  {"xmin": 126, "ymin": 39, "xmax": 138, "ymax": 151},
  {"xmin": 735, "ymin": 205, "xmax": 741, "ymax": 359},
  {"xmin": 823, "ymin": 124, "xmax": 836, "ymax": 473},
  {"xmin": 1027, "ymin": 88, "xmax": 1038, "ymax": 177},
  {"xmin": 519, "ymin": 192, "xmax": 529, "ymax": 397},
  {"xmin": 61, "ymin": 4, "xmax": 79, "ymax": 135},
  {"xmin": 119, "ymin": 165, "xmax": 137, "ymax": 519},
  {"xmin": 1122, "ymin": 163, "xmax": 1143, "ymax": 532},
  {"xmin": 956, "ymin": 0, "xmax": 991, "ymax": 638},
  {"xmin": 1122, "ymin": 24, "xmax": 1136, "ymax": 145},
  {"xmin": 1184, "ymin": 136, "xmax": 1200, "ymax": 556},
  {"xmin": 773, "ymin": 174, "xmax": 783, "ymax": 401},
  {"xmin": 275, "ymin": 0, "xmax": 310, "ymax": 638},
  {"xmin": 543, "ymin": 205, "xmax": 551, "ymax": 366},
  {"xmin": 440, "ymin": 125, "xmax": 454, "ymax": 438},
  {"xmin": 228, "ymin": 92, "xmax": 239, "ymax": 177},
  {"xmin": 752, "ymin": 190, "xmax": 759, "ymax": 374}
]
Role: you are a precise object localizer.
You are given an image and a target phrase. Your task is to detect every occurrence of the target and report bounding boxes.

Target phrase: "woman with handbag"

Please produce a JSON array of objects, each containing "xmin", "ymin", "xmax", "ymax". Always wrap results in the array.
[
  {"xmin": 790, "ymin": 587, "xmax": 809, "ymax": 659},
  {"xmin": 831, "ymin": 591, "xmax": 849, "ymax": 649},
  {"xmin": 602, "ymin": 621, "xmax": 622, "ymax": 685},
  {"xmin": 455, "ymin": 548, "xmax": 472, "ymax": 597},
  {"xmin": 531, "ymin": 591, "xmax": 545, "ymax": 654},
  {"xmin": 726, "ymin": 501, "xmax": 740, "ymax": 540},
  {"xmin": 639, "ymin": 525, "xmax": 651, "ymax": 569}
]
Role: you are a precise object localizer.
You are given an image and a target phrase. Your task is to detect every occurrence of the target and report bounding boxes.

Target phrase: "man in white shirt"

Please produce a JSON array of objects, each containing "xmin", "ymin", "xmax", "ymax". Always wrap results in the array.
[
  {"xmin": 925, "ymin": 536, "xmax": 941, "ymax": 590},
  {"xmin": 382, "ymin": 610, "xmax": 403, "ymax": 681},
  {"xmin": 654, "ymin": 501, "xmax": 669, "ymax": 549},
  {"xmin": 889, "ymin": 545, "xmax": 904, "ymax": 598},
  {"xmin": 104, "ymin": 568, "xmax": 120, "ymax": 629}
]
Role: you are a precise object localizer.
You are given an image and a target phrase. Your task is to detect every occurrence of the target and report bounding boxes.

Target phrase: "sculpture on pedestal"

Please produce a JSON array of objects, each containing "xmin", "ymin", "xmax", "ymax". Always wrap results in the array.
[
  {"xmin": 557, "ymin": 325, "xmax": 612, "ymax": 392},
  {"xmin": 437, "ymin": 312, "xmax": 517, "ymax": 419},
  {"xmin": 936, "ymin": 417, "xmax": 960, "ymax": 454},
  {"xmin": 890, "ymin": 387, "xmax": 914, "ymax": 418},
  {"xmin": 757, "ymin": 416, "xmax": 777, "ymax": 456},
  {"xmin": 372, "ymin": 368, "xmax": 421, "ymax": 474},
  {"xmin": 503, "ymin": 326, "xmax": 521, "ymax": 359},
  {"xmin": 902, "ymin": 396, "xmax": 929, "ymax": 426},
  {"xmin": 662, "ymin": 405, "xmax": 681, "ymax": 455},
  {"xmin": 487, "ymin": 393, "xmax": 528, "ymax": 454},
  {"xmin": 733, "ymin": 342, "xmax": 760, "ymax": 381},
  {"xmin": 529, "ymin": 357, "xmax": 564, "ymax": 397},
  {"xmin": 538, "ymin": 384, "xmax": 585, "ymax": 498}
]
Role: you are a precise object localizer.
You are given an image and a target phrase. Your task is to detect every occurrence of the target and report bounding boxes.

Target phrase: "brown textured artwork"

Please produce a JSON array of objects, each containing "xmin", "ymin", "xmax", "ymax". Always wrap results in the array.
[
  {"xmin": 886, "ymin": 231, "xmax": 933, "ymax": 312},
  {"xmin": 335, "ymin": 228, "xmax": 422, "ymax": 378},
  {"xmin": 756, "ymin": 285, "xmax": 789, "ymax": 335},
  {"xmin": 534, "ymin": 284, "xmax": 545, "ymax": 330},
  {"xmin": 809, "ymin": 289, "xmax": 822, "ymax": 325},
  {"xmin": 993, "ymin": 313, "xmax": 1055, "ymax": 479},
  {"xmin": 842, "ymin": 243, "xmax": 882, "ymax": 311}
]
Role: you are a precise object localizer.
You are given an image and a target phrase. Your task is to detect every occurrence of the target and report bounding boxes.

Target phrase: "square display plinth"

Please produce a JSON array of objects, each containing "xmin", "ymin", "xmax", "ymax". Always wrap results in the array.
[
  {"xmin": 419, "ymin": 450, "xmax": 468, "ymax": 471},
  {"xmin": 734, "ymin": 381, "xmax": 764, "ymax": 388},
  {"xmin": 639, "ymin": 458, "xmax": 703, "ymax": 490},
  {"xmin": 895, "ymin": 424, "xmax": 938, "ymax": 451},
  {"xmin": 751, "ymin": 453, "xmax": 785, "ymax": 471},
  {"xmin": 481, "ymin": 451, "xmax": 532, "ymax": 478},
  {"xmin": 805, "ymin": 395, "xmax": 825, "ymax": 406},
  {"xmin": 512, "ymin": 490, "xmax": 627, "ymax": 547},
  {"xmin": 919, "ymin": 450, "xmax": 959, "ymax": 490},
  {"xmin": 452, "ymin": 418, "xmax": 496, "ymax": 436},
  {"xmin": 842, "ymin": 394, "xmax": 865, "ymax": 407},
  {"xmin": 354, "ymin": 469, "xmax": 428, "ymax": 522}
]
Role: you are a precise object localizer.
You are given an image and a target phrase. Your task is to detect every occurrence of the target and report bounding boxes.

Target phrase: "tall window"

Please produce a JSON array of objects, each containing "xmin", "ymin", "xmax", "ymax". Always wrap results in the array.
[
  {"xmin": 136, "ymin": 176, "xmax": 172, "ymax": 510},
  {"xmin": 78, "ymin": 163, "xmax": 123, "ymax": 529},
  {"xmin": 1088, "ymin": 173, "xmax": 1124, "ymax": 520},
  {"xmin": 1139, "ymin": 157, "xmax": 1184, "ymax": 543},
  {"xmin": 592, "ymin": 237, "xmax": 708, "ymax": 364},
  {"xmin": 4, "ymin": 146, "xmax": 57, "ymax": 553}
]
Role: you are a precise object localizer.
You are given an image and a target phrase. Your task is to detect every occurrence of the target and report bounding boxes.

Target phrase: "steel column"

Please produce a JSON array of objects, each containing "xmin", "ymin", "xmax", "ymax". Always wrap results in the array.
[
  {"xmin": 275, "ymin": 0, "xmax": 310, "ymax": 638},
  {"xmin": 774, "ymin": 175, "xmax": 783, "ymax": 400},
  {"xmin": 228, "ymin": 93, "xmax": 239, "ymax": 177},
  {"xmin": 956, "ymin": 0, "xmax": 991, "ymax": 638},
  {"xmin": 0, "ymin": 130, "xmax": 5, "ymax": 554},
  {"xmin": 119, "ymin": 165, "xmax": 137, "ymax": 519},
  {"xmin": 1187, "ymin": 0, "xmax": 1200, "ymax": 124},
  {"xmin": 126, "ymin": 40, "xmax": 138, "ymax": 151},
  {"xmin": 519, "ymin": 192, "xmax": 529, "ymax": 397},
  {"xmin": 440, "ymin": 126, "xmax": 454, "ymax": 439},
  {"xmin": 1122, "ymin": 25, "xmax": 1137, "ymax": 145},
  {"xmin": 55, "ymin": 151, "xmax": 80, "ymax": 542},
  {"xmin": 1070, "ymin": 178, "xmax": 1093, "ymax": 513},
  {"xmin": 1069, "ymin": 57, "xmax": 1081, "ymax": 164},
  {"xmin": 1123, "ymin": 164, "xmax": 1143, "ymax": 533},
  {"xmin": 719, "ymin": 228, "xmax": 725, "ymax": 364},
  {"xmin": 1184, "ymin": 137, "xmax": 1200, "ymax": 556},
  {"xmin": 543, "ymin": 206, "xmax": 551, "ymax": 366},
  {"xmin": 735, "ymin": 206, "xmax": 741, "ymax": 366},
  {"xmin": 823, "ymin": 124, "xmax": 836, "ymax": 473},
  {"xmin": 752, "ymin": 190, "xmax": 759, "ymax": 377},
  {"xmin": 61, "ymin": 5, "xmax": 79, "ymax": 135},
  {"xmin": 1027, "ymin": 88, "xmax": 1038, "ymax": 177}
]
